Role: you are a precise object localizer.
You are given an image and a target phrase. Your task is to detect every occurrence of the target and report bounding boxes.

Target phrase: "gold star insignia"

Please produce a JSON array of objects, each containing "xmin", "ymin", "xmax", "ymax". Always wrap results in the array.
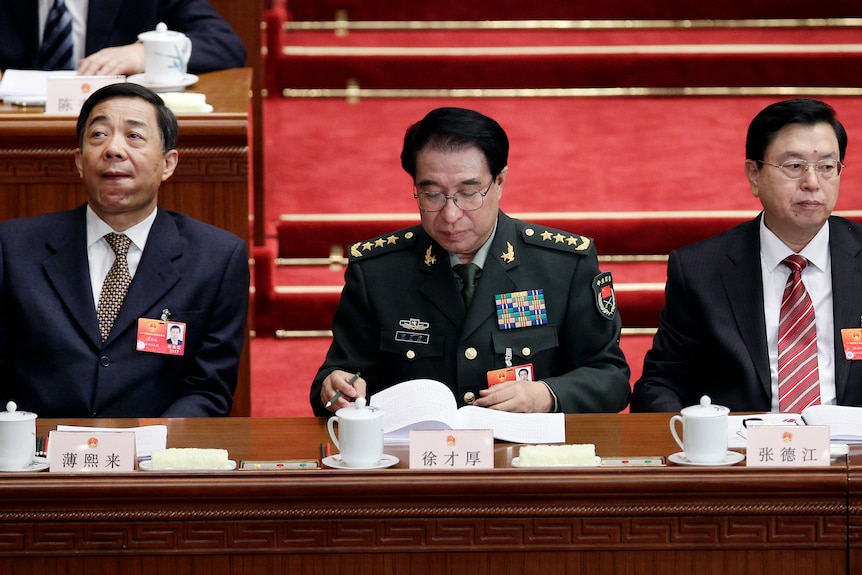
[
  {"xmin": 541, "ymin": 230, "xmax": 553, "ymax": 241},
  {"xmin": 374, "ymin": 238, "xmax": 386, "ymax": 248},
  {"xmin": 350, "ymin": 242, "xmax": 363, "ymax": 258},
  {"xmin": 554, "ymin": 233, "xmax": 565, "ymax": 243},
  {"xmin": 566, "ymin": 236, "xmax": 577, "ymax": 245},
  {"xmin": 386, "ymin": 235, "xmax": 399, "ymax": 244},
  {"xmin": 424, "ymin": 245, "xmax": 437, "ymax": 266},
  {"xmin": 500, "ymin": 241, "xmax": 515, "ymax": 263},
  {"xmin": 362, "ymin": 242, "xmax": 373, "ymax": 251}
]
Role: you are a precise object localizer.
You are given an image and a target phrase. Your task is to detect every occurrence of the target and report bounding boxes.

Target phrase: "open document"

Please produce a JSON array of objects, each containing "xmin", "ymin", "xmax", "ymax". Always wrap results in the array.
[{"xmin": 369, "ymin": 378, "xmax": 565, "ymax": 445}]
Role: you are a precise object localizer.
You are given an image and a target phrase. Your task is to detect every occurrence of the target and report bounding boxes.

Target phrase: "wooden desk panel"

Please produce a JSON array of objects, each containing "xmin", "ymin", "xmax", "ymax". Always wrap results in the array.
[
  {"xmin": 0, "ymin": 414, "xmax": 849, "ymax": 574},
  {"xmin": 0, "ymin": 68, "xmax": 252, "ymax": 415}
]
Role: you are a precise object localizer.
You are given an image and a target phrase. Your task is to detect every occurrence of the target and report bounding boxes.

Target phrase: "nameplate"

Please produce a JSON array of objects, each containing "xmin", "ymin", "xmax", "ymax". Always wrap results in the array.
[
  {"xmin": 45, "ymin": 75, "xmax": 125, "ymax": 114},
  {"xmin": 48, "ymin": 430, "xmax": 136, "ymax": 472},
  {"xmin": 408, "ymin": 429, "xmax": 494, "ymax": 469},
  {"xmin": 745, "ymin": 425, "xmax": 830, "ymax": 467}
]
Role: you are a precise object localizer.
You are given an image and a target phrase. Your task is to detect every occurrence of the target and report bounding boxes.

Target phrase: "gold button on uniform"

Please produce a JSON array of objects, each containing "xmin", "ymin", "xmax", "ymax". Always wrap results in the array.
[
  {"xmin": 522, "ymin": 347, "xmax": 531, "ymax": 356},
  {"xmin": 464, "ymin": 391, "xmax": 475, "ymax": 404},
  {"xmin": 406, "ymin": 350, "xmax": 416, "ymax": 359},
  {"xmin": 465, "ymin": 347, "xmax": 477, "ymax": 360}
]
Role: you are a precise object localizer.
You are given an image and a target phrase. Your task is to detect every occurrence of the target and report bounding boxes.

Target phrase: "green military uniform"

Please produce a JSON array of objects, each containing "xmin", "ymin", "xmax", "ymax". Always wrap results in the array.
[{"xmin": 310, "ymin": 212, "xmax": 630, "ymax": 415}]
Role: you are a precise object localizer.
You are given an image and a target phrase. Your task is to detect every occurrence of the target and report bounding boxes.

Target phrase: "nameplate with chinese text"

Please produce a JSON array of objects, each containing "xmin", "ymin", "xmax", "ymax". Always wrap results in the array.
[
  {"xmin": 409, "ymin": 429, "xmax": 494, "ymax": 469},
  {"xmin": 745, "ymin": 425, "xmax": 830, "ymax": 467},
  {"xmin": 48, "ymin": 431, "xmax": 136, "ymax": 472},
  {"xmin": 45, "ymin": 75, "xmax": 124, "ymax": 114}
]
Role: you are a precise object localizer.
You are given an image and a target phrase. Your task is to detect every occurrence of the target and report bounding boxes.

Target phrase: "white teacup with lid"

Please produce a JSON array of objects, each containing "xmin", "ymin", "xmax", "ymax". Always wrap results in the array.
[
  {"xmin": 669, "ymin": 395, "xmax": 729, "ymax": 464},
  {"xmin": 0, "ymin": 401, "xmax": 37, "ymax": 471},
  {"xmin": 326, "ymin": 397, "xmax": 384, "ymax": 468},
  {"xmin": 137, "ymin": 22, "xmax": 192, "ymax": 84}
]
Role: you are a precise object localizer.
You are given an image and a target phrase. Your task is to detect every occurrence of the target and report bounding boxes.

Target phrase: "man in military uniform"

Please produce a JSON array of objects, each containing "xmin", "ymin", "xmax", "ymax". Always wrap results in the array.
[{"xmin": 310, "ymin": 107, "xmax": 630, "ymax": 416}]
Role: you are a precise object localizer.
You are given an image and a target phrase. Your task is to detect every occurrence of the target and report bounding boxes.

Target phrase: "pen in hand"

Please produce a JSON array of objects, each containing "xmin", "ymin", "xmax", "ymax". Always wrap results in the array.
[{"xmin": 325, "ymin": 372, "xmax": 361, "ymax": 409}]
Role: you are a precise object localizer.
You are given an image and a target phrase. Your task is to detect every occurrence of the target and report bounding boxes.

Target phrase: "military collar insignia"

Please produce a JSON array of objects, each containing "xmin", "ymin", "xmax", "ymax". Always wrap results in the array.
[
  {"xmin": 592, "ymin": 272, "xmax": 617, "ymax": 320},
  {"xmin": 500, "ymin": 241, "xmax": 515, "ymax": 263},
  {"xmin": 423, "ymin": 244, "xmax": 437, "ymax": 267}
]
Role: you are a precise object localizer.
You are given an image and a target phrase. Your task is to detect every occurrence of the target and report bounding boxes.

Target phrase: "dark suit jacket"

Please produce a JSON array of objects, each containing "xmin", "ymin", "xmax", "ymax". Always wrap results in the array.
[
  {"xmin": 310, "ymin": 212, "xmax": 631, "ymax": 416},
  {"xmin": 631, "ymin": 215, "xmax": 862, "ymax": 412},
  {"xmin": 0, "ymin": 0, "xmax": 246, "ymax": 73},
  {"xmin": 0, "ymin": 205, "xmax": 249, "ymax": 418}
]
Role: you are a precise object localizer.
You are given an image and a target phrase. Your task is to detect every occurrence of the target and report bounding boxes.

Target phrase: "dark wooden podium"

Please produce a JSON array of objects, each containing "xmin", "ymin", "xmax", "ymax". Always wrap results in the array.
[{"xmin": 0, "ymin": 68, "xmax": 253, "ymax": 415}]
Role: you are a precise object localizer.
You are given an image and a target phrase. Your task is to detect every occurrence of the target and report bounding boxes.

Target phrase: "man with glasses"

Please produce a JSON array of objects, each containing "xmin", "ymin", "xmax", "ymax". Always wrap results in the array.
[
  {"xmin": 311, "ymin": 107, "xmax": 631, "ymax": 416},
  {"xmin": 632, "ymin": 98, "xmax": 862, "ymax": 413}
]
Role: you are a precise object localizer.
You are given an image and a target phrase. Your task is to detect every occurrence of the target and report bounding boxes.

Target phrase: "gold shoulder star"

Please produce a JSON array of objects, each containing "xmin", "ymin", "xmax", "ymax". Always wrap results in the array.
[
  {"xmin": 386, "ymin": 235, "xmax": 399, "ymax": 244},
  {"xmin": 554, "ymin": 233, "xmax": 565, "ymax": 243},
  {"xmin": 541, "ymin": 230, "xmax": 553, "ymax": 241},
  {"xmin": 374, "ymin": 238, "xmax": 386, "ymax": 247},
  {"xmin": 362, "ymin": 242, "xmax": 373, "ymax": 251}
]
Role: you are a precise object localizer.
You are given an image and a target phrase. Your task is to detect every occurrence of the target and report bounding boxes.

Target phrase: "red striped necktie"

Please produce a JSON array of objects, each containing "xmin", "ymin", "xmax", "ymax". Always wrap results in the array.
[{"xmin": 777, "ymin": 254, "xmax": 820, "ymax": 412}]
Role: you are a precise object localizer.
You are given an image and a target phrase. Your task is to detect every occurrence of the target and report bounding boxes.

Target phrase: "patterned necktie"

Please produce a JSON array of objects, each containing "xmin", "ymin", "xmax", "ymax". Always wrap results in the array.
[
  {"xmin": 97, "ymin": 233, "xmax": 133, "ymax": 342},
  {"xmin": 777, "ymin": 254, "xmax": 821, "ymax": 412},
  {"xmin": 453, "ymin": 263, "xmax": 481, "ymax": 307},
  {"xmin": 39, "ymin": 0, "xmax": 74, "ymax": 71}
]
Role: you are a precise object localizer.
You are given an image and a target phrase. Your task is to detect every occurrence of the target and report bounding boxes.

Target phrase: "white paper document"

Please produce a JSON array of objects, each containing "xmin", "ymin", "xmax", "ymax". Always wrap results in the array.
[
  {"xmin": 729, "ymin": 405, "xmax": 862, "ymax": 447},
  {"xmin": 56, "ymin": 424, "xmax": 168, "ymax": 458},
  {"xmin": 0, "ymin": 69, "xmax": 77, "ymax": 104},
  {"xmin": 369, "ymin": 379, "xmax": 566, "ymax": 445}
]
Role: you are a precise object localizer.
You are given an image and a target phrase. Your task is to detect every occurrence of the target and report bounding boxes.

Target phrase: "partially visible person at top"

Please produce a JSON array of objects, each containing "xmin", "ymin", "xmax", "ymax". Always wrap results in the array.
[
  {"xmin": 0, "ymin": 82, "xmax": 249, "ymax": 417},
  {"xmin": 631, "ymin": 98, "xmax": 862, "ymax": 413},
  {"xmin": 311, "ymin": 107, "xmax": 631, "ymax": 416},
  {"xmin": 0, "ymin": 0, "xmax": 246, "ymax": 75}
]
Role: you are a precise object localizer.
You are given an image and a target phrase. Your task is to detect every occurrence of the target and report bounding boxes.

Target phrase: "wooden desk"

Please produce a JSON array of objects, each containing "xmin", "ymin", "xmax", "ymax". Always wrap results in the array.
[
  {"xmin": 0, "ymin": 68, "xmax": 252, "ymax": 415},
  {"xmin": 0, "ymin": 414, "xmax": 852, "ymax": 574}
]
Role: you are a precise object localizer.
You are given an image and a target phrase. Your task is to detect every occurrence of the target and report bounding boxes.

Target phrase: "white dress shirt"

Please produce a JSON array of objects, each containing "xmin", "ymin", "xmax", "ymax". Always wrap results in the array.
[
  {"xmin": 760, "ymin": 218, "xmax": 836, "ymax": 411},
  {"xmin": 86, "ymin": 205, "xmax": 157, "ymax": 307}
]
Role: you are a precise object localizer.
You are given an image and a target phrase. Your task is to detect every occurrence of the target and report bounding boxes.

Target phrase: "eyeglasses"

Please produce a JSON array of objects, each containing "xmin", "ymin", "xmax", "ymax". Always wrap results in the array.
[
  {"xmin": 413, "ymin": 180, "xmax": 494, "ymax": 212},
  {"xmin": 759, "ymin": 158, "xmax": 845, "ymax": 180}
]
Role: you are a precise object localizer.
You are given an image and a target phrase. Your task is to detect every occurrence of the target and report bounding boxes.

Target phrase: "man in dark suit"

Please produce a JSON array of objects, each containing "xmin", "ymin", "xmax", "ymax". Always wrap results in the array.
[
  {"xmin": 311, "ymin": 107, "xmax": 631, "ymax": 416},
  {"xmin": 0, "ymin": 83, "xmax": 249, "ymax": 417},
  {"xmin": 632, "ymin": 98, "xmax": 862, "ymax": 413},
  {"xmin": 0, "ymin": 0, "xmax": 246, "ymax": 75}
]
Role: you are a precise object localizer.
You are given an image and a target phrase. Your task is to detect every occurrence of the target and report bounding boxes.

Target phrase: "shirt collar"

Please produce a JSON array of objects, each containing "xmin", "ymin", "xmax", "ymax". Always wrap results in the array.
[
  {"xmin": 759, "ymin": 215, "xmax": 830, "ymax": 273},
  {"xmin": 86, "ymin": 205, "xmax": 158, "ymax": 252}
]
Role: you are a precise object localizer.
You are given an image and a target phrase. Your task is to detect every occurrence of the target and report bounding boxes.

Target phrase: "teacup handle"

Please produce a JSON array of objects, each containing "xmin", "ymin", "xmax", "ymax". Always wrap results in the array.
[
  {"xmin": 326, "ymin": 416, "xmax": 340, "ymax": 450},
  {"xmin": 669, "ymin": 415, "xmax": 685, "ymax": 452}
]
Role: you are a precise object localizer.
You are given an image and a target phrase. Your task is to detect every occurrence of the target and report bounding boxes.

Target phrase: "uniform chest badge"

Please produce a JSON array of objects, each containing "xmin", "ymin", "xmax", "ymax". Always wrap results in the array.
[
  {"xmin": 592, "ymin": 272, "xmax": 617, "ymax": 320},
  {"xmin": 495, "ymin": 289, "xmax": 548, "ymax": 330}
]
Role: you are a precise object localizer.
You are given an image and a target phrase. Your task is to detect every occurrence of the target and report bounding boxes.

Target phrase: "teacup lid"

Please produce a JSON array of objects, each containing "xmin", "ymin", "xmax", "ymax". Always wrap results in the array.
[
  {"xmin": 0, "ymin": 401, "xmax": 37, "ymax": 421},
  {"xmin": 138, "ymin": 22, "xmax": 186, "ymax": 41},
  {"xmin": 679, "ymin": 395, "xmax": 729, "ymax": 418},
  {"xmin": 335, "ymin": 397, "xmax": 382, "ymax": 419}
]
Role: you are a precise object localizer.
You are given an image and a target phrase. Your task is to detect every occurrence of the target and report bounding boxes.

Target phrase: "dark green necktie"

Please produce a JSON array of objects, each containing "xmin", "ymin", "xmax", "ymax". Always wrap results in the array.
[{"xmin": 453, "ymin": 263, "xmax": 481, "ymax": 307}]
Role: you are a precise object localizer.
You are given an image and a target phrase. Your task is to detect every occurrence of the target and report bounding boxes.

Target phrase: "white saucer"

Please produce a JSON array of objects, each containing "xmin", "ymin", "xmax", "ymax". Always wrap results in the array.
[
  {"xmin": 138, "ymin": 459, "xmax": 236, "ymax": 471},
  {"xmin": 511, "ymin": 456, "xmax": 601, "ymax": 468},
  {"xmin": 127, "ymin": 73, "xmax": 199, "ymax": 92},
  {"xmin": 322, "ymin": 454, "xmax": 399, "ymax": 470},
  {"xmin": 0, "ymin": 456, "xmax": 49, "ymax": 472},
  {"xmin": 669, "ymin": 451, "xmax": 745, "ymax": 467}
]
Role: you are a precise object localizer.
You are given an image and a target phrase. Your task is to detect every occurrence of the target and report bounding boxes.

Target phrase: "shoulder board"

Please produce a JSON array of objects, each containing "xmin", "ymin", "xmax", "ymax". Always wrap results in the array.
[
  {"xmin": 519, "ymin": 225, "xmax": 592, "ymax": 254},
  {"xmin": 348, "ymin": 226, "xmax": 419, "ymax": 261}
]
